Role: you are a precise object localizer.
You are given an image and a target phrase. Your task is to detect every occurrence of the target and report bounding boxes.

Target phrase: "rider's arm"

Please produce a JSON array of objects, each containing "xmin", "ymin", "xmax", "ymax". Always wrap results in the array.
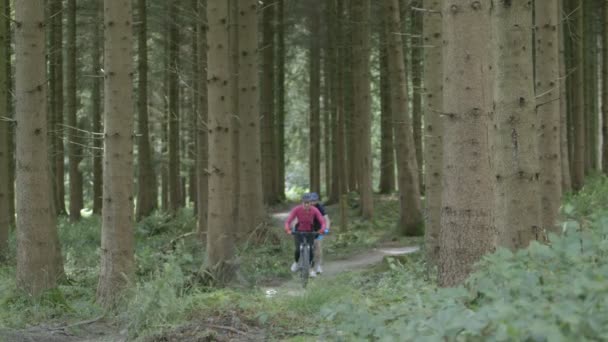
[
  {"xmin": 323, "ymin": 215, "xmax": 330, "ymax": 230},
  {"xmin": 312, "ymin": 207, "xmax": 326, "ymax": 233},
  {"xmin": 284, "ymin": 207, "xmax": 299, "ymax": 233}
]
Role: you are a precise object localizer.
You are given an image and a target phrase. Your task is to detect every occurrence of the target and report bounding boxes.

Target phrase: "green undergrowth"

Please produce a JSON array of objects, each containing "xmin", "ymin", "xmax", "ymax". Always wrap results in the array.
[
  {"xmin": 319, "ymin": 176, "xmax": 608, "ymax": 341},
  {"xmin": 0, "ymin": 193, "xmax": 408, "ymax": 339}
]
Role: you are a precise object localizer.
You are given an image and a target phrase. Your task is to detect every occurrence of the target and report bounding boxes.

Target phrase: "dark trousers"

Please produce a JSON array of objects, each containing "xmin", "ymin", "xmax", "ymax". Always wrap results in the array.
[{"xmin": 293, "ymin": 233, "xmax": 316, "ymax": 265}]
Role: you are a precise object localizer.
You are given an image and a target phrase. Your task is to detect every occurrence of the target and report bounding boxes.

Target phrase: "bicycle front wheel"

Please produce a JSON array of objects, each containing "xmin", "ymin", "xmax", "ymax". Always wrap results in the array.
[{"xmin": 299, "ymin": 244, "xmax": 310, "ymax": 288}]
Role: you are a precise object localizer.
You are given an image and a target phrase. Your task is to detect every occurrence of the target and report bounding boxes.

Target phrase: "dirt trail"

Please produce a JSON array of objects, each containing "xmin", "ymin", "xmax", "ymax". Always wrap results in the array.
[
  {"xmin": 0, "ymin": 210, "xmax": 419, "ymax": 342},
  {"xmin": 263, "ymin": 211, "xmax": 419, "ymax": 297}
]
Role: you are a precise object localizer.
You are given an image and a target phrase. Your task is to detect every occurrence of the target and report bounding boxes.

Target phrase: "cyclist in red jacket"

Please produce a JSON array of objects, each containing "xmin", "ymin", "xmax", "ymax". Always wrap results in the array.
[{"xmin": 284, "ymin": 193, "xmax": 327, "ymax": 277}]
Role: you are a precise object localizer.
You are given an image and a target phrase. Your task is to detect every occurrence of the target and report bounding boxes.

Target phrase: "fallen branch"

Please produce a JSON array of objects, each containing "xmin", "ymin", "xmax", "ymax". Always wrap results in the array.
[
  {"xmin": 47, "ymin": 314, "xmax": 105, "ymax": 332},
  {"xmin": 206, "ymin": 324, "xmax": 247, "ymax": 336}
]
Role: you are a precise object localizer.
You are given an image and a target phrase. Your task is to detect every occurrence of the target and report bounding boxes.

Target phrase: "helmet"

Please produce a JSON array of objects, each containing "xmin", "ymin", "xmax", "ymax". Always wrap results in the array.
[
  {"xmin": 309, "ymin": 192, "xmax": 320, "ymax": 201},
  {"xmin": 301, "ymin": 193, "xmax": 313, "ymax": 202}
]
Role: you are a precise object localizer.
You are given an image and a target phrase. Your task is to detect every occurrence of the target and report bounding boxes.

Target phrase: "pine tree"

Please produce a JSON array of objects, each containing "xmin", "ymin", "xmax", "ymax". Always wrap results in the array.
[
  {"xmin": 136, "ymin": 0, "xmax": 157, "ymax": 220},
  {"xmin": 237, "ymin": 0, "xmax": 265, "ymax": 236},
  {"xmin": 438, "ymin": 0, "xmax": 495, "ymax": 286},
  {"xmin": 206, "ymin": 0, "xmax": 237, "ymax": 283},
  {"xmin": 352, "ymin": 0, "xmax": 373, "ymax": 219},
  {"xmin": 492, "ymin": 0, "xmax": 542, "ymax": 249},
  {"xmin": 385, "ymin": 0, "xmax": 422, "ymax": 235},
  {"xmin": 535, "ymin": 0, "xmax": 562, "ymax": 233},
  {"xmin": 97, "ymin": 0, "xmax": 136, "ymax": 307},
  {"xmin": 0, "ymin": 0, "xmax": 8, "ymax": 261},
  {"xmin": 422, "ymin": 0, "xmax": 442, "ymax": 264},
  {"xmin": 15, "ymin": 0, "xmax": 64, "ymax": 295}
]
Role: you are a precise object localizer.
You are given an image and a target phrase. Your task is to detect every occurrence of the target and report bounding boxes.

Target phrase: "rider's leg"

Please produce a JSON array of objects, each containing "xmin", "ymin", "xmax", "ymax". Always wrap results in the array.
[
  {"xmin": 314, "ymin": 239, "xmax": 323, "ymax": 273},
  {"xmin": 291, "ymin": 234, "xmax": 303, "ymax": 272},
  {"xmin": 306, "ymin": 234, "xmax": 315, "ymax": 266}
]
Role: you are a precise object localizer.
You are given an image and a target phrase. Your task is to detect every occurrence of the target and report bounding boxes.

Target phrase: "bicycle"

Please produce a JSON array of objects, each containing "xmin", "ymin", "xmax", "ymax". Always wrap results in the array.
[{"xmin": 292, "ymin": 231, "xmax": 318, "ymax": 288}]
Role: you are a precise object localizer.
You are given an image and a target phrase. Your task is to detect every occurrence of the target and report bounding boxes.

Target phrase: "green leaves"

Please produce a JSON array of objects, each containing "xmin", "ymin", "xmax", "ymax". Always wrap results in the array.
[{"xmin": 329, "ymin": 176, "xmax": 608, "ymax": 341}]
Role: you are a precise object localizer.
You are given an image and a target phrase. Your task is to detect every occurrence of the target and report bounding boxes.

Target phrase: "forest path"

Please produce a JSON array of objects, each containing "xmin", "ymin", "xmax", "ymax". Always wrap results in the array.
[
  {"xmin": 0, "ymin": 209, "xmax": 419, "ymax": 342},
  {"xmin": 264, "ymin": 209, "xmax": 420, "ymax": 297}
]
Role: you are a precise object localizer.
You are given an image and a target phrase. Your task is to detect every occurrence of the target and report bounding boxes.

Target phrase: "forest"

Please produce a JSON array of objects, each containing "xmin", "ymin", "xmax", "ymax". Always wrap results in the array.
[{"xmin": 1, "ymin": 0, "xmax": 608, "ymax": 341}]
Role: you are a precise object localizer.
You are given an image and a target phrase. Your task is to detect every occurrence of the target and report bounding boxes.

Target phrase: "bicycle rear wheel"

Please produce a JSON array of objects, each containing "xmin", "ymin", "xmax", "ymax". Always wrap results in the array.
[{"xmin": 299, "ymin": 244, "xmax": 310, "ymax": 288}]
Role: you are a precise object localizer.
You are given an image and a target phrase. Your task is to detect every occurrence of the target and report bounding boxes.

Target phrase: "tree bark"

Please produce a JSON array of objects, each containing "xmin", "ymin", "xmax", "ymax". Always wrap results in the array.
[
  {"xmin": 197, "ymin": 0, "xmax": 209, "ymax": 239},
  {"xmin": 535, "ymin": 0, "xmax": 562, "ymax": 234},
  {"xmin": 309, "ymin": 4, "xmax": 321, "ymax": 195},
  {"xmin": 438, "ymin": 0, "xmax": 495, "ymax": 286},
  {"xmin": 92, "ymin": 0, "xmax": 103, "ymax": 215},
  {"xmin": 491, "ymin": 0, "xmax": 542, "ymax": 249},
  {"xmin": 50, "ymin": 0, "xmax": 66, "ymax": 216},
  {"xmin": 410, "ymin": 0, "xmax": 424, "ymax": 194},
  {"xmin": 206, "ymin": 0, "xmax": 237, "ymax": 284},
  {"xmin": 583, "ymin": 0, "xmax": 598, "ymax": 173},
  {"xmin": 337, "ymin": 0, "xmax": 348, "ymax": 201},
  {"xmin": 385, "ymin": 0, "xmax": 422, "ymax": 235},
  {"xmin": 237, "ymin": 0, "xmax": 265, "ymax": 237},
  {"xmin": 276, "ymin": 0, "xmax": 286, "ymax": 201},
  {"xmin": 66, "ymin": 0, "xmax": 82, "ymax": 222},
  {"xmin": 603, "ymin": 0, "xmax": 608, "ymax": 173},
  {"xmin": 261, "ymin": 1, "xmax": 277, "ymax": 204},
  {"xmin": 378, "ymin": 23, "xmax": 395, "ymax": 195},
  {"xmin": 328, "ymin": 0, "xmax": 341, "ymax": 204},
  {"xmin": 5, "ymin": 0, "xmax": 13, "ymax": 228},
  {"xmin": 15, "ymin": 0, "xmax": 64, "ymax": 295},
  {"xmin": 0, "ymin": 0, "xmax": 7, "ymax": 261},
  {"xmin": 189, "ymin": 0, "xmax": 199, "ymax": 212},
  {"xmin": 96, "ymin": 0, "xmax": 135, "ymax": 307},
  {"xmin": 558, "ymin": 0, "xmax": 571, "ymax": 192},
  {"xmin": 168, "ymin": 1, "xmax": 181, "ymax": 212},
  {"xmin": 422, "ymin": 0, "xmax": 442, "ymax": 265},
  {"xmin": 136, "ymin": 0, "xmax": 157, "ymax": 220},
  {"xmin": 571, "ymin": 0, "xmax": 585, "ymax": 190},
  {"xmin": 352, "ymin": 0, "xmax": 373, "ymax": 219}
]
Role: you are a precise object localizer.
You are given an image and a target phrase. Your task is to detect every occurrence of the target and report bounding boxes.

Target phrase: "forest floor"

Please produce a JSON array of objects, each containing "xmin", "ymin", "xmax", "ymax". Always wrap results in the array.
[{"xmin": 0, "ymin": 200, "xmax": 420, "ymax": 342}]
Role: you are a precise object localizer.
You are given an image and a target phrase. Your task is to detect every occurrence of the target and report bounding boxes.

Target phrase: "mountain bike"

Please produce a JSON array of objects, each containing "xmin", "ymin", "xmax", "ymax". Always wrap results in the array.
[{"xmin": 293, "ymin": 231, "xmax": 317, "ymax": 288}]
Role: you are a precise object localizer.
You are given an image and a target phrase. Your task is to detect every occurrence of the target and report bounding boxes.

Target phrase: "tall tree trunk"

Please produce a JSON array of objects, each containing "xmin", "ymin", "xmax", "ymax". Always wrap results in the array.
[
  {"xmin": 276, "ymin": 0, "xmax": 286, "ymax": 201},
  {"xmin": 53, "ymin": 0, "xmax": 66, "ymax": 216},
  {"xmin": 5, "ymin": 0, "xmax": 13, "ymax": 228},
  {"xmin": 438, "ymin": 0, "xmax": 495, "ymax": 286},
  {"xmin": 378, "ymin": 24, "xmax": 395, "ymax": 195},
  {"xmin": 603, "ymin": 0, "xmax": 608, "ymax": 173},
  {"xmin": 352, "ymin": 0, "xmax": 373, "ymax": 219},
  {"xmin": 197, "ymin": 0, "xmax": 208, "ymax": 239},
  {"xmin": 328, "ymin": 0, "xmax": 341, "ymax": 204},
  {"xmin": 385, "ymin": 0, "xmax": 422, "ymax": 235},
  {"xmin": 168, "ymin": 1, "xmax": 181, "ymax": 212},
  {"xmin": 15, "ymin": 0, "xmax": 64, "ymax": 295},
  {"xmin": 48, "ymin": 0, "xmax": 66, "ymax": 216},
  {"xmin": 492, "ymin": 0, "xmax": 542, "ymax": 249},
  {"xmin": 559, "ymin": 0, "xmax": 572, "ymax": 192},
  {"xmin": 136, "ymin": 0, "xmax": 157, "ymax": 220},
  {"xmin": 0, "ymin": 0, "xmax": 7, "ymax": 261},
  {"xmin": 309, "ymin": 4, "xmax": 321, "ymax": 195},
  {"xmin": 92, "ymin": 0, "xmax": 103, "ymax": 215},
  {"xmin": 337, "ymin": 0, "xmax": 348, "ymax": 201},
  {"xmin": 346, "ymin": 2, "xmax": 357, "ymax": 192},
  {"xmin": 237, "ymin": 0, "xmax": 265, "ymax": 237},
  {"xmin": 535, "ymin": 0, "xmax": 562, "ymax": 234},
  {"xmin": 229, "ymin": 0, "xmax": 240, "ymax": 233},
  {"xmin": 583, "ymin": 0, "xmax": 598, "ymax": 173},
  {"xmin": 261, "ymin": 1, "xmax": 277, "ymax": 204},
  {"xmin": 190, "ymin": 0, "xmax": 199, "ymax": 211},
  {"xmin": 571, "ymin": 0, "xmax": 585, "ymax": 190},
  {"xmin": 323, "ymin": 46, "xmax": 331, "ymax": 198},
  {"xmin": 422, "ymin": 0, "xmax": 442, "ymax": 265},
  {"xmin": 410, "ymin": 0, "xmax": 424, "ymax": 194},
  {"xmin": 66, "ymin": 0, "xmax": 82, "ymax": 222},
  {"xmin": 206, "ymin": 0, "xmax": 236, "ymax": 284},
  {"xmin": 96, "ymin": 0, "xmax": 135, "ymax": 307}
]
